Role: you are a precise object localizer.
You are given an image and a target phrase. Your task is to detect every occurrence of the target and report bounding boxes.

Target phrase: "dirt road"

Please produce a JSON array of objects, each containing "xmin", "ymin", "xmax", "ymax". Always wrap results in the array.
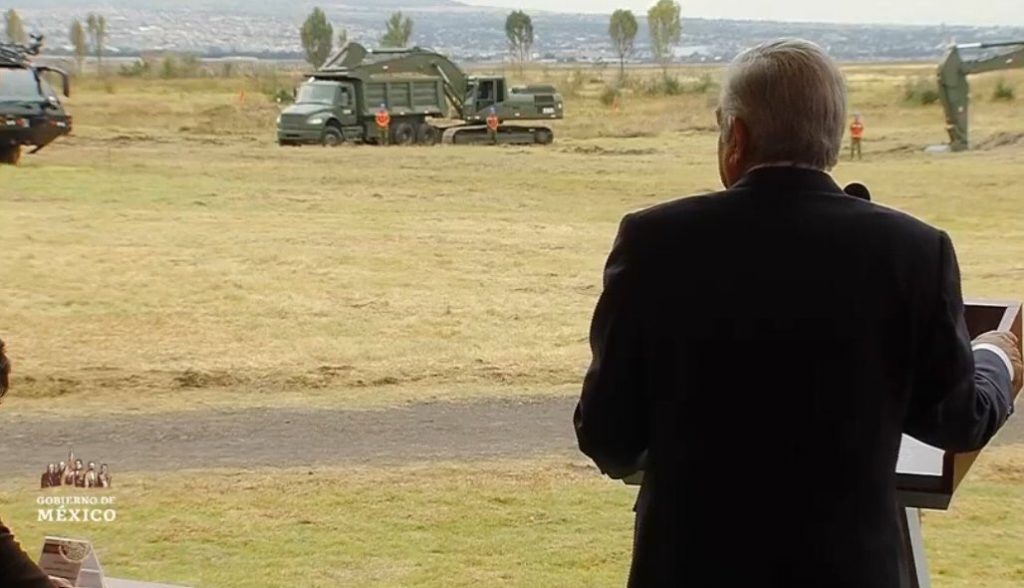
[
  {"xmin": 0, "ymin": 396, "xmax": 580, "ymax": 476},
  {"xmin": 2, "ymin": 395, "xmax": 1021, "ymax": 476}
]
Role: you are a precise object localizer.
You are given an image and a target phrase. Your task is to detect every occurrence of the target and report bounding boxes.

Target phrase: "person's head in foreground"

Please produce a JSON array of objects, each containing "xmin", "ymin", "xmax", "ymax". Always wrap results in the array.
[{"xmin": 716, "ymin": 38, "xmax": 846, "ymax": 187}]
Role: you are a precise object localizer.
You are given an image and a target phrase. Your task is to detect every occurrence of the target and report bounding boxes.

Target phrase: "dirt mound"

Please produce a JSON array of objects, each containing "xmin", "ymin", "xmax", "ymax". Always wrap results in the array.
[
  {"xmin": 974, "ymin": 132, "xmax": 1024, "ymax": 150},
  {"xmin": 877, "ymin": 143, "xmax": 924, "ymax": 155},
  {"xmin": 561, "ymin": 145, "xmax": 658, "ymax": 156},
  {"xmin": 174, "ymin": 369, "xmax": 242, "ymax": 389},
  {"xmin": 190, "ymin": 102, "xmax": 279, "ymax": 135}
]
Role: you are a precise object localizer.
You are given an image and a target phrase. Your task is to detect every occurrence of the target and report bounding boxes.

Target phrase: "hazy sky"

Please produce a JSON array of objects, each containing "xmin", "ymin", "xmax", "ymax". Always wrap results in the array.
[{"xmin": 461, "ymin": 0, "xmax": 1024, "ymax": 27}]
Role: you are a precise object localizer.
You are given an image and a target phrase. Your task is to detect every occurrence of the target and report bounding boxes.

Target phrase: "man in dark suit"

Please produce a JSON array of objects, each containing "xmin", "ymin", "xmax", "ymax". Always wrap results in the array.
[{"xmin": 574, "ymin": 39, "xmax": 1022, "ymax": 587}]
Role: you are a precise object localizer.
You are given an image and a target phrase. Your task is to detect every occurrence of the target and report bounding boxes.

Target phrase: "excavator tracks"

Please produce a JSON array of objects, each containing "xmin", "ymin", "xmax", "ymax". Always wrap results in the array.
[{"xmin": 441, "ymin": 124, "xmax": 555, "ymax": 146}]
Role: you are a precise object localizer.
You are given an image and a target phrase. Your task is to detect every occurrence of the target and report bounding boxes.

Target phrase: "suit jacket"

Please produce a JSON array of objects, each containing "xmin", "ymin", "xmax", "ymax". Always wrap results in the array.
[
  {"xmin": 574, "ymin": 167, "xmax": 1014, "ymax": 587},
  {"xmin": 0, "ymin": 518, "xmax": 52, "ymax": 588}
]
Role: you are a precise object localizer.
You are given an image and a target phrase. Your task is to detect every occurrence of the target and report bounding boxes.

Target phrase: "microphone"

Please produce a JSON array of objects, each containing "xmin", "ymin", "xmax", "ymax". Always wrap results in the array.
[{"xmin": 844, "ymin": 182, "xmax": 871, "ymax": 202}]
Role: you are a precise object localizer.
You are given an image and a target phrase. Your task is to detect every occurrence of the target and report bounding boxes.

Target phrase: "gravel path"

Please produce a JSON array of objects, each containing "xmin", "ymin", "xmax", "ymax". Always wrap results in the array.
[
  {"xmin": 0, "ymin": 396, "xmax": 580, "ymax": 476},
  {"xmin": 2, "ymin": 395, "xmax": 1020, "ymax": 476}
]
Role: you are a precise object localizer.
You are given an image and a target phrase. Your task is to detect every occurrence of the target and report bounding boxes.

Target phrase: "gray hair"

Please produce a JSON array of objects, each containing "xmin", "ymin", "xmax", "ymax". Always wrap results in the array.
[{"xmin": 719, "ymin": 39, "xmax": 847, "ymax": 170}]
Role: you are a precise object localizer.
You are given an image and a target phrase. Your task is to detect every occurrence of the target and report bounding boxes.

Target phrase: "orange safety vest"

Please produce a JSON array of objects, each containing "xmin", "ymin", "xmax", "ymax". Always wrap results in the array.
[
  {"xmin": 375, "ymin": 110, "xmax": 391, "ymax": 128},
  {"xmin": 850, "ymin": 121, "xmax": 864, "ymax": 139},
  {"xmin": 486, "ymin": 113, "xmax": 500, "ymax": 131}
]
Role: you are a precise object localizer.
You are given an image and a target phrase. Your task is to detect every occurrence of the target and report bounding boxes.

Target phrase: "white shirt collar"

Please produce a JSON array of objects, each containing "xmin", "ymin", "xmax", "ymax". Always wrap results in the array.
[{"xmin": 746, "ymin": 162, "xmax": 824, "ymax": 174}]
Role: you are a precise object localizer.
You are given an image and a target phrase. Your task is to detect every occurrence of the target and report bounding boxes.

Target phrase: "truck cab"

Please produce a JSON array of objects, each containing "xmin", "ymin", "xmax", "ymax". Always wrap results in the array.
[
  {"xmin": 277, "ymin": 80, "xmax": 359, "ymax": 146},
  {"xmin": 0, "ymin": 63, "xmax": 72, "ymax": 164}
]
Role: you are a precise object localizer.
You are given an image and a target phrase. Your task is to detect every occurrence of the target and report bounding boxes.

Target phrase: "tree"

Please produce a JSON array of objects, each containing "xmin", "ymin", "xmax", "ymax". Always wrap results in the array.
[
  {"xmin": 505, "ymin": 11, "xmax": 534, "ymax": 72},
  {"xmin": 300, "ymin": 7, "xmax": 333, "ymax": 69},
  {"xmin": 380, "ymin": 12, "xmax": 413, "ymax": 48},
  {"xmin": 647, "ymin": 0, "xmax": 682, "ymax": 74},
  {"xmin": 608, "ymin": 9, "xmax": 638, "ymax": 79},
  {"xmin": 86, "ymin": 14, "xmax": 107, "ymax": 73},
  {"xmin": 69, "ymin": 19, "xmax": 88, "ymax": 73},
  {"xmin": 5, "ymin": 9, "xmax": 27, "ymax": 44}
]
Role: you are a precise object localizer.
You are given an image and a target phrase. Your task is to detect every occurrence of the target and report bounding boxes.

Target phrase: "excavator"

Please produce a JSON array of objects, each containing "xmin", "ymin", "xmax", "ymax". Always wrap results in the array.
[{"xmin": 938, "ymin": 41, "xmax": 1024, "ymax": 151}]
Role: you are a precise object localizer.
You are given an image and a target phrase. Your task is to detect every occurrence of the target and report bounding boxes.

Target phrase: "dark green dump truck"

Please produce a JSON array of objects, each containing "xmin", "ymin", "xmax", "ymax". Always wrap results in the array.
[
  {"xmin": 0, "ymin": 36, "xmax": 72, "ymax": 165},
  {"xmin": 277, "ymin": 43, "xmax": 563, "ymax": 146}
]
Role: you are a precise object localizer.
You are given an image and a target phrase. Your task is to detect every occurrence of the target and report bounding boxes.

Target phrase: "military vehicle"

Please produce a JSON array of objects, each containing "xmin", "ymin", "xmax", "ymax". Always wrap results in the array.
[
  {"xmin": 277, "ymin": 43, "xmax": 563, "ymax": 146},
  {"xmin": 0, "ymin": 35, "xmax": 72, "ymax": 164},
  {"xmin": 938, "ymin": 41, "xmax": 1023, "ymax": 151}
]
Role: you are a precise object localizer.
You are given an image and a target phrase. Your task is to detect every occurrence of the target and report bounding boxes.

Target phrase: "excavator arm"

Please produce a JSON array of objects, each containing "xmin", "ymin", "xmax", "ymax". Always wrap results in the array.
[{"xmin": 938, "ymin": 41, "xmax": 1024, "ymax": 151}]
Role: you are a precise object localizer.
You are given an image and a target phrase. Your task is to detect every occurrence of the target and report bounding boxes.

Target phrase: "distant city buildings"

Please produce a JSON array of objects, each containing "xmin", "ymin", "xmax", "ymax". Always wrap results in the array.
[{"xmin": 18, "ymin": 5, "xmax": 1024, "ymax": 63}]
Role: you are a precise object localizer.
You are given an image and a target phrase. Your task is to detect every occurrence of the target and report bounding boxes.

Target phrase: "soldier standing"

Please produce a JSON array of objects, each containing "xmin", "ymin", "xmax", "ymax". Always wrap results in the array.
[
  {"xmin": 850, "ymin": 113, "xmax": 864, "ymax": 160},
  {"xmin": 486, "ymin": 107, "xmax": 500, "ymax": 145},
  {"xmin": 375, "ymin": 103, "xmax": 391, "ymax": 146}
]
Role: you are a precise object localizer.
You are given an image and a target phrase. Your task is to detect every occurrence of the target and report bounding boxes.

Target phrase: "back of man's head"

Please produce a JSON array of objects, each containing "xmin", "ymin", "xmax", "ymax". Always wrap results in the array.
[{"xmin": 720, "ymin": 39, "xmax": 847, "ymax": 170}]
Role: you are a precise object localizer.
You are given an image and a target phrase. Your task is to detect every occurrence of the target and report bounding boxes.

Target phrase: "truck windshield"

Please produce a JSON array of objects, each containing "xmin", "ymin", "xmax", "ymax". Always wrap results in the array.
[
  {"xmin": 296, "ymin": 84, "xmax": 337, "ymax": 105},
  {"xmin": 0, "ymin": 68, "xmax": 41, "ymax": 101}
]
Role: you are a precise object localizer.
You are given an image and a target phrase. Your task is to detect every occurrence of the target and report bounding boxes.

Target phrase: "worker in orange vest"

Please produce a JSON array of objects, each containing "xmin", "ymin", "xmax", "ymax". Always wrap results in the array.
[
  {"xmin": 375, "ymin": 104, "xmax": 391, "ymax": 146},
  {"xmin": 485, "ymin": 106, "xmax": 500, "ymax": 145},
  {"xmin": 850, "ymin": 113, "xmax": 865, "ymax": 160}
]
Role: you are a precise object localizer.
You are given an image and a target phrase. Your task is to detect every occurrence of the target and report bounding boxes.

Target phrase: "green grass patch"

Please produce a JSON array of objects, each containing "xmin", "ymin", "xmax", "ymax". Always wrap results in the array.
[{"xmin": 2, "ymin": 448, "xmax": 1023, "ymax": 587}]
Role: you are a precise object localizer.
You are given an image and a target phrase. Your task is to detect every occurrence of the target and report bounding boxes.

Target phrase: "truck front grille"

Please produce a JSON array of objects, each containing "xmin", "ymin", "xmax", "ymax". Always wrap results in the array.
[{"xmin": 279, "ymin": 113, "xmax": 308, "ymax": 127}]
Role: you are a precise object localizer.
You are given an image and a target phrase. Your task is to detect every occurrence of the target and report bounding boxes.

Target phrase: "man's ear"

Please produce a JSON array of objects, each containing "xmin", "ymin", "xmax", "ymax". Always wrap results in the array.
[{"xmin": 729, "ymin": 117, "xmax": 750, "ymax": 166}]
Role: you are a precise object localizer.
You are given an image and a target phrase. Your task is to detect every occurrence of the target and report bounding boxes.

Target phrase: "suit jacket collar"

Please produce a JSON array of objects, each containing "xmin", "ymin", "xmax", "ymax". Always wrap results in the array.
[{"xmin": 731, "ymin": 166, "xmax": 844, "ymax": 195}]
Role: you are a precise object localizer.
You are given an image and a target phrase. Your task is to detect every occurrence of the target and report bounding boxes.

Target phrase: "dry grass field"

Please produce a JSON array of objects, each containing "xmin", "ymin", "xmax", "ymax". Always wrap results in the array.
[
  {"xmin": 0, "ymin": 63, "xmax": 1023, "ymax": 587},
  {"xmin": 2, "ymin": 64, "xmax": 1023, "ymax": 415}
]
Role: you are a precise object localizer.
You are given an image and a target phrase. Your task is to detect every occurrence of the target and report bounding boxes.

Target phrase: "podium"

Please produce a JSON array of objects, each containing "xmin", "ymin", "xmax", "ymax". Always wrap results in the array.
[
  {"xmin": 39, "ymin": 537, "xmax": 193, "ymax": 588},
  {"xmin": 620, "ymin": 299, "xmax": 1022, "ymax": 587},
  {"xmin": 894, "ymin": 299, "xmax": 1022, "ymax": 588}
]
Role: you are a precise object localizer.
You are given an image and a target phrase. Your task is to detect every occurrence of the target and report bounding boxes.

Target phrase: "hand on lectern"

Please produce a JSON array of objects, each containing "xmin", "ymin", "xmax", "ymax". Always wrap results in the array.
[{"xmin": 974, "ymin": 331, "xmax": 1023, "ymax": 392}]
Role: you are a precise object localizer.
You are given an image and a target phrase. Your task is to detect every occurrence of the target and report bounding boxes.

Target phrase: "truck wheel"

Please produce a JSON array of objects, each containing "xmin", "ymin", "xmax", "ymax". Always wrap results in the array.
[
  {"xmin": 0, "ymin": 145, "xmax": 21, "ymax": 165},
  {"xmin": 534, "ymin": 128, "xmax": 554, "ymax": 145},
  {"xmin": 322, "ymin": 126, "xmax": 344, "ymax": 147},
  {"xmin": 416, "ymin": 123, "xmax": 439, "ymax": 145},
  {"xmin": 391, "ymin": 122, "xmax": 417, "ymax": 146}
]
